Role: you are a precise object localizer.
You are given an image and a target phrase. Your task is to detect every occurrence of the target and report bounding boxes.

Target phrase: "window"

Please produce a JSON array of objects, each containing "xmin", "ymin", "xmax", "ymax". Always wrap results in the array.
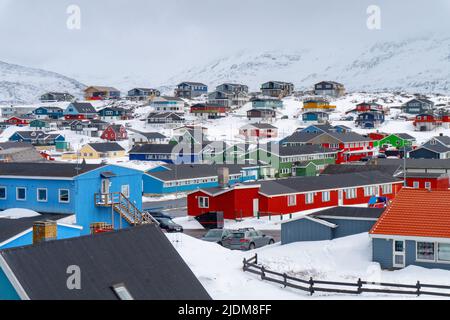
[
  {"xmin": 413, "ymin": 181, "xmax": 420, "ymax": 189},
  {"xmin": 425, "ymin": 182, "xmax": 432, "ymax": 190},
  {"xmin": 112, "ymin": 284, "xmax": 134, "ymax": 300},
  {"xmin": 288, "ymin": 195, "xmax": 297, "ymax": 207},
  {"xmin": 345, "ymin": 188, "xmax": 357, "ymax": 199},
  {"xmin": 121, "ymin": 185, "xmax": 130, "ymax": 197},
  {"xmin": 322, "ymin": 191, "xmax": 330, "ymax": 202},
  {"xmin": 364, "ymin": 186, "xmax": 377, "ymax": 197},
  {"xmin": 382, "ymin": 184, "xmax": 393, "ymax": 194},
  {"xmin": 0, "ymin": 186, "xmax": 6, "ymax": 200},
  {"xmin": 37, "ymin": 188, "xmax": 48, "ymax": 202},
  {"xmin": 305, "ymin": 193, "xmax": 314, "ymax": 204},
  {"xmin": 417, "ymin": 242, "xmax": 435, "ymax": 261},
  {"xmin": 438, "ymin": 243, "xmax": 450, "ymax": 262},
  {"xmin": 16, "ymin": 187, "xmax": 26, "ymax": 201},
  {"xmin": 198, "ymin": 196, "xmax": 209, "ymax": 208},
  {"xmin": 59, "ymin": 189, "xmax": 70, "ymax": 203}
]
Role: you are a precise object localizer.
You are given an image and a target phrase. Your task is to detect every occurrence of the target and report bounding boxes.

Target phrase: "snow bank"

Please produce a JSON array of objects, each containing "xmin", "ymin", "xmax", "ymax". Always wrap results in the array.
[{"xmin": 0, "ymin": 208, "xmax": 41, "ymax": 219}]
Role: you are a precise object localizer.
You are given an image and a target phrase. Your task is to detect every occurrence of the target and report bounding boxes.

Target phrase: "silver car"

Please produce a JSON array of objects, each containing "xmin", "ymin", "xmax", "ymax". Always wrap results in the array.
[
  {"xmin": 222, "ymin": 228, "xmax": 275, "ymax": 251},
  {"xmin": 201, "ymin": 229, "xmax": 233, "ymax": 246}
]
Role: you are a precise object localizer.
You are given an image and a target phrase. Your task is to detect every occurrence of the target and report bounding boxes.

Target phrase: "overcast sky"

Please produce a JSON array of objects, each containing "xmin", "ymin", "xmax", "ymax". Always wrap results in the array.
[{"xmin": 0, "ymin": 0, "xmax": 449, "ymax": 85}]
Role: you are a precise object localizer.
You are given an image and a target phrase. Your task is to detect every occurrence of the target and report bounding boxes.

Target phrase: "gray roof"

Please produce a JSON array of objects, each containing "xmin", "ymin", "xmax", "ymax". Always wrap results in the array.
[
  {"xmin": 0, "ymin": 162, "xmax": 105, "ymax": 178},
  {"xmin": 69, "ymin": 103, "xmax": 96, "ymax": 114},
  {"xmin": 129, "ymin": 130, "xmax": 167, "ymax": 140},
  {"xmin": 147, "ymin": 112, "xmax": 184, "ymax": 120},
  {"xmin": 312, "ymin": 207, "xmax": 385, "ymax": 219},
  {"xmin": 256, "ymin": 171, "xmax": 400, "ymax": 196},
  {"xmin": 0, "ymin": 214, "xmax": 69, "ymax": 243},
  {"xmin": 416, "ymin": 141, "xmax": 450, "ymax": 154},
  {"xmin": 282, "ymin": 132, "xmax": 321, "ymax": 144},
  {"xmin": 0, "ymin": 225, "xmax": 211, "ymax": 300},
  {"xmin": 130, "ymin": 143, "xmax": 177, "ymax": 154},
  {"xmin": 246, "ymin": 123, "xmax": 277, "ymax": 129},
  {"xmin": 12, "ymin": 131, "xmax": 63, "ymax": 140},
  {"xmin": 433, "ymin": 135, "xmax": 450, "ymax": 146},
  {"xmin": 395, "ymin": 133, "xmax": 415, "ymax": 140},
  {"xmin": 325, "ymin": 131, "xmax": 372, "ymax": 143},
  {"xmin": 87, "ymin": 143, "xmax": 125, "ymax": 153},
  {"xmin": 147, "ymin": 164, "xmax": 250, "ymax": 181},
  {"xmin": 375, "ymin": 158, "xmax": 450, "ymax": 170},
  {"xmin": 321, "ymin": 164, "xmax": 401, "ymax": 176},
  {"xmin": 263, "ymin": 144, "xmax": 336, "ymax": 157},
  {"xmin": 0, "ymin": 142, "xmax": 34, "ymax": 150}
]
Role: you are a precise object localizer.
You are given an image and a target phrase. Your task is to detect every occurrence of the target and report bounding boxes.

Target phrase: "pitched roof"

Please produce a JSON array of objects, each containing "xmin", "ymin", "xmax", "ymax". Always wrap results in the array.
[
  {"xmin": 262, "ymin": 144, "xmax": 336, "ymax": 157},
  {"xmin": 256, "ymin": 171, "xmax": 400, "ymax": 196},
  {"xmin": 324, "ymin": 131, "xmax": 372, "ymax": 143},
  {"xmin": 0, "ymin": 142, "xmax": 34, "ymax": 150},
  {"xmin": 130, "ymin": 143, "xmax": 204, "ymax": 155},
  {"xmin": 321, "ymin": 164, "xmax": 401, "ymax": 176},
  {"xmin": 0, "ymin": 214, "xmax": 69, "ymax": 243},
  {"xmin": 0, "ymin": 162, "xmax": 105, "ymax": 178},
  {"xmin": 241, "ymin": 123, "xmax": 277, "ymax": 130},
  {"xmin": 374, "ymin": 158, "xmax": 450, "ymax": 170},
  {"xmin": 178, "ymin": 82, "xmax": 207, "ymax": 87},
  {"xmin": 69, "ymin": 102, "xmax": 97, "ymax": 114},
  {"xmin": 0, "ymin": 225, "xmax": 211, "ymax": 300},
  {"xmin": 394, "ymin": 133, "xmax": 415, "ymax": 140},
  {"xmin": 312, "ymin": 207, "xmax": 385, "ymax": 219},
  {"xmin": 282, "ymin": 132, "xmax": 321, "ymax": 144},
  {"xmin": 147, "ymin": 164, "xmax": 249, "ymax": 181},
  {"xmin": 147, "ymin": 112, "xmax": 184, "ymax": 120},
  {"xmin": 370, "ymin": 189, "xmax": 450, "ymax": 239},
  {"xmin": 87, "ymin": 143, "xmax": 125, "ymax": 153},
  {"xmin": 129, "ymin": 130, "xmax": 167, "ymax": 139},
  {"xmin": 85, "ymin": 86, "xmax": 120, "ymax": 92}
]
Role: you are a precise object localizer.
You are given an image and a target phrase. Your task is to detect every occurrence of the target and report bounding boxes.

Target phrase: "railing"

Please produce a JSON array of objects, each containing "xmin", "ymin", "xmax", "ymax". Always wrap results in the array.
[
  {"xmin": 243, "ymin": 254, "xmax": 450, "ymax": 298},
  {"xmin": 94, "ymin": 193, "xmax": 159, "ymax": 226}
]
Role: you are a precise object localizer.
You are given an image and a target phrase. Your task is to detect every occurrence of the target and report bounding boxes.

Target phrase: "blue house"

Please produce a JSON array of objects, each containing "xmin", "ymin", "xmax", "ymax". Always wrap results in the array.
[
  {"xmin": 302, "ymin": 111, "xmax": 329, "ymax": 123},
  {"xmin": 355, "ymin": 111, "xmax": 385, "ymax": 129},
  {"xmin": 143, "ymin": 164, "xmax": 260, "ymax": 195},
  {"xmin": 252, "ymin": 98, "xmax": 283, "ymax": 110},
  {"xmin": 300, "ymin": 124, "xmax": 351, "ymax": 134},
  {"xmin": 129, "ymin": 143, "xmax": 205, "ymax": 164},
  {"xmin": 63, "ymin": 102, "xmax": 97, "ymax": 120},
  {"xmin": 281, "ymin": 207, "xmax": 384, "ymax": 245},
  {"xmin": 175, "ymin": 82, "xmax": 208, "ymax": 99},
  {"xmin": 0, "ymin": 214, "xmax": 82, "ymax": 250},
  {"xmin": 32, "ymin": 106, "xmax": 64, "ymax": 120},
  {"xmin": 370, "ymin": 189, "xmax": 450, "ymax": 270},
  {"xmin": 9, "ymin": 131, "xmax": 65, "ymax": 146},
  {"xmin": 0, "ymin": 162, "xmax": 144, "ymax": 235}
]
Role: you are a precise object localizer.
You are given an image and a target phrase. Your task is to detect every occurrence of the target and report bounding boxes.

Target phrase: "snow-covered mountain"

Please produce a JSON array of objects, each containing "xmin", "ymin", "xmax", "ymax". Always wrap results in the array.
[
  {"xmin": 0, "ymin": 61, "xmax": 86, "ymax": 104},
  {"xmin": 165, "ymin": 36, "xmax": 450, "ymax": 94}
]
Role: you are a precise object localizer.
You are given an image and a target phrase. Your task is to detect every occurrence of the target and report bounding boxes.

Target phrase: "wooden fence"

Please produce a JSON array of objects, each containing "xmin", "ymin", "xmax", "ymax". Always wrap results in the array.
[{"xmin": 243, "ymin": 254, "xmax": 450, "ymax": 298}]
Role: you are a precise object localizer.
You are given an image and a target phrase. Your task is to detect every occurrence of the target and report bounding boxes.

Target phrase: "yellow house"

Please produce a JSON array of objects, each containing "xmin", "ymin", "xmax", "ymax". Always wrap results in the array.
[
  {"xmin": 78, "ymin": 142, "xmax": 126, "ymax": 160},
  {"xmin": 303, "ymin": 98, "xmax": 336, "ymax": 112}
]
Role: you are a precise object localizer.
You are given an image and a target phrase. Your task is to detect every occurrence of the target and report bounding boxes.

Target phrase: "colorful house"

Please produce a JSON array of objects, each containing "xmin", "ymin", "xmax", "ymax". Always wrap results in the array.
[
  {"xmin": 84, "ymin": 86, "xmax": 121, "ymax": 100},
  {"xmin": 174, "ymin": 82, "xmax": 208, "ymax": 99},
  {"xmin": 0, "ymin": 162, "xmax": 144, "ymax": 234},
  {"xmin": 151, "ymin": 96, "xmax": 185, "ymax": 113},
  {"xmin": 260, "ymin": 81, "xmax": 294, "ymax": 98},
  {"xmin": 6, "ymin": 116, "xmax": 33, "ymax": 126},
  {"xmin": 33, "ymin": 106, "xmax": 64, "ymax": 119},
  {"xmin": 146, "ymin": 112, "xmax": 185, "ymax": 128},
  {"xmin": 129, "ymin": 143, "xmax": 204, "ymax": 164},
  {"xmin": 98, "ymin": 107, "xmax": 128, "ymax": 121},
  {"xmin": 187, "ymin": 171, "xmax": 402, "ymax": 220},
  {"xmin": 373, "ymin": 133, "xmax": 416, "ymax": 148},
  {"xmin": 301, "ymin": 111, "xmax": 329, "ymax": 123},
  {"xmin": 9, "ymin": 131, "xmax": 65, "ymax": 146},
  {"xmin": 40, "ymin": 92, "xmax": 74, "ymax": 103},
  {"xmin": 101, "ymin": 124, "xmax": 128, "ymax": 141},
  {"xmin": 413, "ymin": 113, "xmax": 441, "ymax": 131},
  {"xmin": 190, "ymin": 103, "xmax": 230, "ymax": 119},
  {"xmin": 239, "ymin": 123, "xmax": 278, "ymax": 139},
  {"xmin": 63, "ymin": 102, "xmax": 97, "ymax": 120},
  {"xmin": 402, "ymin": 98, "xmax": 435, "ymax": 114},
  {"xmin": 143, "ymin": 164, "xmax": 260, "ymax": 195},
  {"xmin": 251, "ymin": 98, "xmax": 283, "ymax": 110},
  {"xmin": 370, "ymin": 189, "xmax": 450, "ymax": 270},
  {"xmin": 247, "ymin": 109, "xmax": 276, "ymax": 123},
  {"xmin": 127, "ymin": 88, "xmax": 160, "ymax": 101},
  {"xmin": 355, "ymin": 111, "xmax": 385, "ymax": 129},
  {"xmin": 281, "ymin": 207, "xmax": 385, "ymax": 244},
  {"xmin": 78, "ymin": 142, "xmax": 126, "ymax": 160},
  {"xmin": 347, "ymin": 102, "xmax": 384, "ymax": 114},
  {"xmin": 409, "ymin": 135, "xmax": 450, "ymax": 159},
  {"xmin": 314, "ymin": 81, "xmax": 345, "ymax": 97},
  {"xmin": 248, "ymin": 144, "xmax": 337, "ymax": 177},
  {"xmin": 302, "ymin": 98, "xmax": 336, "ymax": 112}
]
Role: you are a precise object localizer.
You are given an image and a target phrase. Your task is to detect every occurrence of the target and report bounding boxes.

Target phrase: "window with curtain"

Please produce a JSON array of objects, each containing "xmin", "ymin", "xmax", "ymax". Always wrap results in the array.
[{"xmin": 417, "ymin": 242, "xmax": 435, "ymax": 261}]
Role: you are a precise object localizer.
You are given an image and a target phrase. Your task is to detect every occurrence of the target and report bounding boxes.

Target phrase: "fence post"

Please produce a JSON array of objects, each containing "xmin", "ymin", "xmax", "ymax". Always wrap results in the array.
[
  {"xmin": 416, "ymin": 281, "xmax": 421, "ymax": 296},
  {"xmin": 283, "ymin": 273, "xmax": 287, "ymax": 288},
  {"xmin": 255, "ymin": 253, "xmax": 258, "ymax": 265},
  {"xmin": 243, "ymin": 258, "xmax": 247, "ymax": 271},
  {"xmin": 309, "ymin": 277, "xmax": 314, "ymax": 296},
  {"xmin": 357, "ymin": 278, "xmax": 362, "ymax": 294},
  {"xmin": 261, "ymin": 266, "xmax": 266, "ymax": 280},
  {"xmin": 269, "ymin": 212, "xmax": 271, "ymax": 221}
]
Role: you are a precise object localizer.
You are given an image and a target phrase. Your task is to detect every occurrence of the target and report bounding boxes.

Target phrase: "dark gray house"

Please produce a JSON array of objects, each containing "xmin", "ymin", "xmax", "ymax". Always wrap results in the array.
[
  {"xmin": 408, "ymin": 135, "xmax": 450, "ymax": 159},
  {"xmin": 261, "ymin": 81, "xmax": 294, "ymax": 98},
  {"xmin": 40, "ymin": 92, "xmax": 75, "ymax": 103},
  {"xmin": 314, "ymin": 81, "xmax": 346, "ymax": 97},
  {"xmin": 402, "ymin": 98, "xmax": 435, "ymax": 114},
  {"xmin": 281, "ymin": 207, "xmax": 384, "ymax": 245},
  {"xmin": 0, "ymin": 224, "xmax": 211, "ymax": 300},
  {"xmin": 175, "ymin": 82, "xmax": 208, "ymax": 99},
  {"xmin": 127, "ymin": 88, "xmax": 161, "ymax": 101}
]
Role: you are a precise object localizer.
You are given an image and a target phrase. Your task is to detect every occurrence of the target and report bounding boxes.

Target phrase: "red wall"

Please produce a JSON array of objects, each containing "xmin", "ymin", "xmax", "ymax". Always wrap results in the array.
[{"xmin": 406, "ymin": 177, "xmax": 450, "ymax": 190}]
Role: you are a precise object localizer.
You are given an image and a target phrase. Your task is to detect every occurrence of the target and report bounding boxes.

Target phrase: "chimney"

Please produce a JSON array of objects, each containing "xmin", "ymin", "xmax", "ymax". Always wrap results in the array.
[
  {"xmin": 33, "ymin": 220, "xmax": 57, "ymax": 244},
  {"xmin": 218, "ymin": 167, "xmax": 230, "ymax": 189}
]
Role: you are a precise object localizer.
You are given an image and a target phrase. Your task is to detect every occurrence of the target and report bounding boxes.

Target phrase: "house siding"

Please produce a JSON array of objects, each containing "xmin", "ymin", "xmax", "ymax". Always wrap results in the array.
[
  {"xmin": 372, "ymin": 238, "xmax": 394, "ymax": 269},
  {"xmin": 409, "ymin": 148, "xmax": 440, "ymax": 159},
  {"xmin": 0, "ymin": 269, "xmax": 20, "ymax": 300},
  {"xmin": 281, "ymin": 219, "xmax": 333, "ymax": 245}
]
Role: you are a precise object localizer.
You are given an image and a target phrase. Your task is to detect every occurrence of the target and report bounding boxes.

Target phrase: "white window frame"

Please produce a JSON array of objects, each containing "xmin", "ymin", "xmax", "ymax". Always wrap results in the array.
[
  {"xmin": 59, "ymin": 189, "xmax": 70, "ymax": 203},
  {"xmin": 121, "ymin": 185, "xmax": 130, "ymax": 197},
  {"xmin": 16, "ymin": 187, "xmax": 26, "ymax": 201},
  {"xmin": 322, "ymin": 191, "xmax": 330, "ymax": 202},
  {"xmin": 287, "ymin": 194, "xmax": 297, "ymax": 207},
  {"xmin": 413, "ymin": 181, "xmax": 420, "ymax": 189},
  {"xmin": 416, "ymin": 241, "xmax": 436, "ymax": 262},
  {"xmin": 424, "ymin": 182, "xmax": 432, "ymax": 190},
  {"xmin": 345, "ymin": 188, "xmax": 357, "ymax": 199},
  {"xmin": 382, "ymin": 184, "xmax": 393, "ymax": 194},
  {"xmin": 0, "ymin": 186, "xmax": 6, "ymax": 200},
  {"xmin": 198, "ymin": 196, "xmax": 209, "ymax": 209},
  {"xmin": 37, "ymin": 188, "xmax": 48, "ymax": 202},
  {"xmin": 305, "ymin": 193, "xmax": 314, "ymax": 204}
]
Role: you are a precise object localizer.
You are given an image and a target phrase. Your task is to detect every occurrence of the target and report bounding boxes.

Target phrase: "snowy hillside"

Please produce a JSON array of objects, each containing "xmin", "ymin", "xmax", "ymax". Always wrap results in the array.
[
  {"xmin": 0, "ymin": 60, "xmax": 86, "ymax": 104},
  {"xmin": 166, "ymin": 36, "xmax": 450, "ymax": 93}
]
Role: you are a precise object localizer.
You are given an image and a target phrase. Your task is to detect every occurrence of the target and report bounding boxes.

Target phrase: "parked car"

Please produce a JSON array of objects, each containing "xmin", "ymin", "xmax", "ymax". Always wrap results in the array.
[
  {"xmin": 153, "ymin": 216, "xmax": 183, "ymax": 233},
  {"xmin": 222, "ymin": 228, "xmax": 275, "ymax": 251},
  {"xmin": 201, "ymin": 229, "xmax": 233, "ymax": 246},
  {"xmin": 146, "ymin": 211, "xmax": 172, "ymax": 219},
  {"xmin": 377, "ymin": 153, "xmax": 387, "ymax": 159},
  {"xmin": 340, "ymin": 115, "xmax": 354, "ymax": 121}
]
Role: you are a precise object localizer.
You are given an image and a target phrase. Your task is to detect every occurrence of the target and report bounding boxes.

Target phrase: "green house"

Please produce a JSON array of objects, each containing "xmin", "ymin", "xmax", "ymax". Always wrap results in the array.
[
  {"xmin": 55, "ymin": 141, "xmax": 70, "ymax": 152},
  {"xmin": 247, "ymin": 144, "xmax": 337, "ymax": 178},
  {"xmin": 373, "ymin": 133, "xmax": 416, "ymax": 148},
  {"xmin": 29, "ymin": 119, "xmax": 50, "ymax": 130}
]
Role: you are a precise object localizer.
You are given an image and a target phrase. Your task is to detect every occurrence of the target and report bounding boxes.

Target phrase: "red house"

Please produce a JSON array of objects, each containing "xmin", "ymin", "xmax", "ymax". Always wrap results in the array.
[
  {"xmin": 368, "ymin": 132, "xmax": 388, "ymax": 141},
  {"xmin": 239, "ymin": 123, "xmax": 278, "ymax": 139},
  {"xmin": 6, "ymin": 116, "xmax": 32, "ymax": 126},
  {"xmin": 413, "ymin": 113, "xmax": 441, "ymax": 132},
  {"xmin": 188, "ymin": 171, "xmax": 403, "ymax": 220},
  {"xmin": 190, "ymin": 103, "xmax": 230, "ymax": 119},
  {"xmin": 346, "ymin": 102, "xmax": 384, "ymax": 114},
  {"xmin": 101, "ymin": 124, "xmax": 127, "ymax": 141},
  {"xmin": 404, "ymin": 173, "xmax": 450, "ymax": 190}
]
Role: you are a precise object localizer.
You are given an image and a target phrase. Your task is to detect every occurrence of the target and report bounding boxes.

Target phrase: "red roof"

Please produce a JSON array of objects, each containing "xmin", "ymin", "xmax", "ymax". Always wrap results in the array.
[{"xmin": 370, "ymin": 188, "xmax": 450, "ymax": 238}]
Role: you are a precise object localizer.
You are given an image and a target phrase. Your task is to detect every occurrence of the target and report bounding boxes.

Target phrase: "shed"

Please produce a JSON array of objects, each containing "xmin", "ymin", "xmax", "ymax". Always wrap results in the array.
[{"xmin": 281, "ymin": 207, "xmax": 384, "ymax": 245}]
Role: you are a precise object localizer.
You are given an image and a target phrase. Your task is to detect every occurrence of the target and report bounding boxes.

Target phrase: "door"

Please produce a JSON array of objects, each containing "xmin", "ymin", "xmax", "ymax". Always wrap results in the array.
[
  {"xmin": 338, "ymin": 190, "xmax": 344, "ymax": 206},
  {"xmin": 101, "ymin": 179, "xmax": 110, "ymax": 194},
  {"xmin": 253, "ymin": 199, "xmax": 259, "ymax": 217},
  {"xmin": 393, "ymin": 240, "xmax": 406, "ymax": 268}
]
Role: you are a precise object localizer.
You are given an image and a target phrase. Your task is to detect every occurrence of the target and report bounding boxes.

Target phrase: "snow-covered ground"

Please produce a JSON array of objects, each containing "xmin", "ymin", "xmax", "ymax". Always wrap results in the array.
[{"xmin": 167, "ymin": 232, "xmax": 450, "ymax": 300}]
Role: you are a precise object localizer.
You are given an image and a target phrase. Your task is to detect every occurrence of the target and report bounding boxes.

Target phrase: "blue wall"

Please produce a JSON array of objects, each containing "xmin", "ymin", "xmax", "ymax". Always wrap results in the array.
[
  {"xmin": 328, "ymin": 218, "xmax": 376, "ymax": 239},
  {"xmin": 129, "ymin": 153, "xmax": 202, "ymax": 164},
  {"xmin": 281, "ymin": 218, "xmax": 333, "ymax": 245},
  {"xmin": 409, "ymin": 148, "xmax": 440, "ymax": 159},
  {"xmin": 0, "ymin": 225, "xmax": 82, "ymax": 250},
  {"xmin": 0, "ymin": 269, "xmax": 20, "ymax": 300}
]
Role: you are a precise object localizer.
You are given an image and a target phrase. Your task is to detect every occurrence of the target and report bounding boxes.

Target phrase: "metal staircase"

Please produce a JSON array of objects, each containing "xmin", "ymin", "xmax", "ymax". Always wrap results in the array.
[{"xmin": 94, "ymin": 192, "xmax": 158, "ymax": 226}]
